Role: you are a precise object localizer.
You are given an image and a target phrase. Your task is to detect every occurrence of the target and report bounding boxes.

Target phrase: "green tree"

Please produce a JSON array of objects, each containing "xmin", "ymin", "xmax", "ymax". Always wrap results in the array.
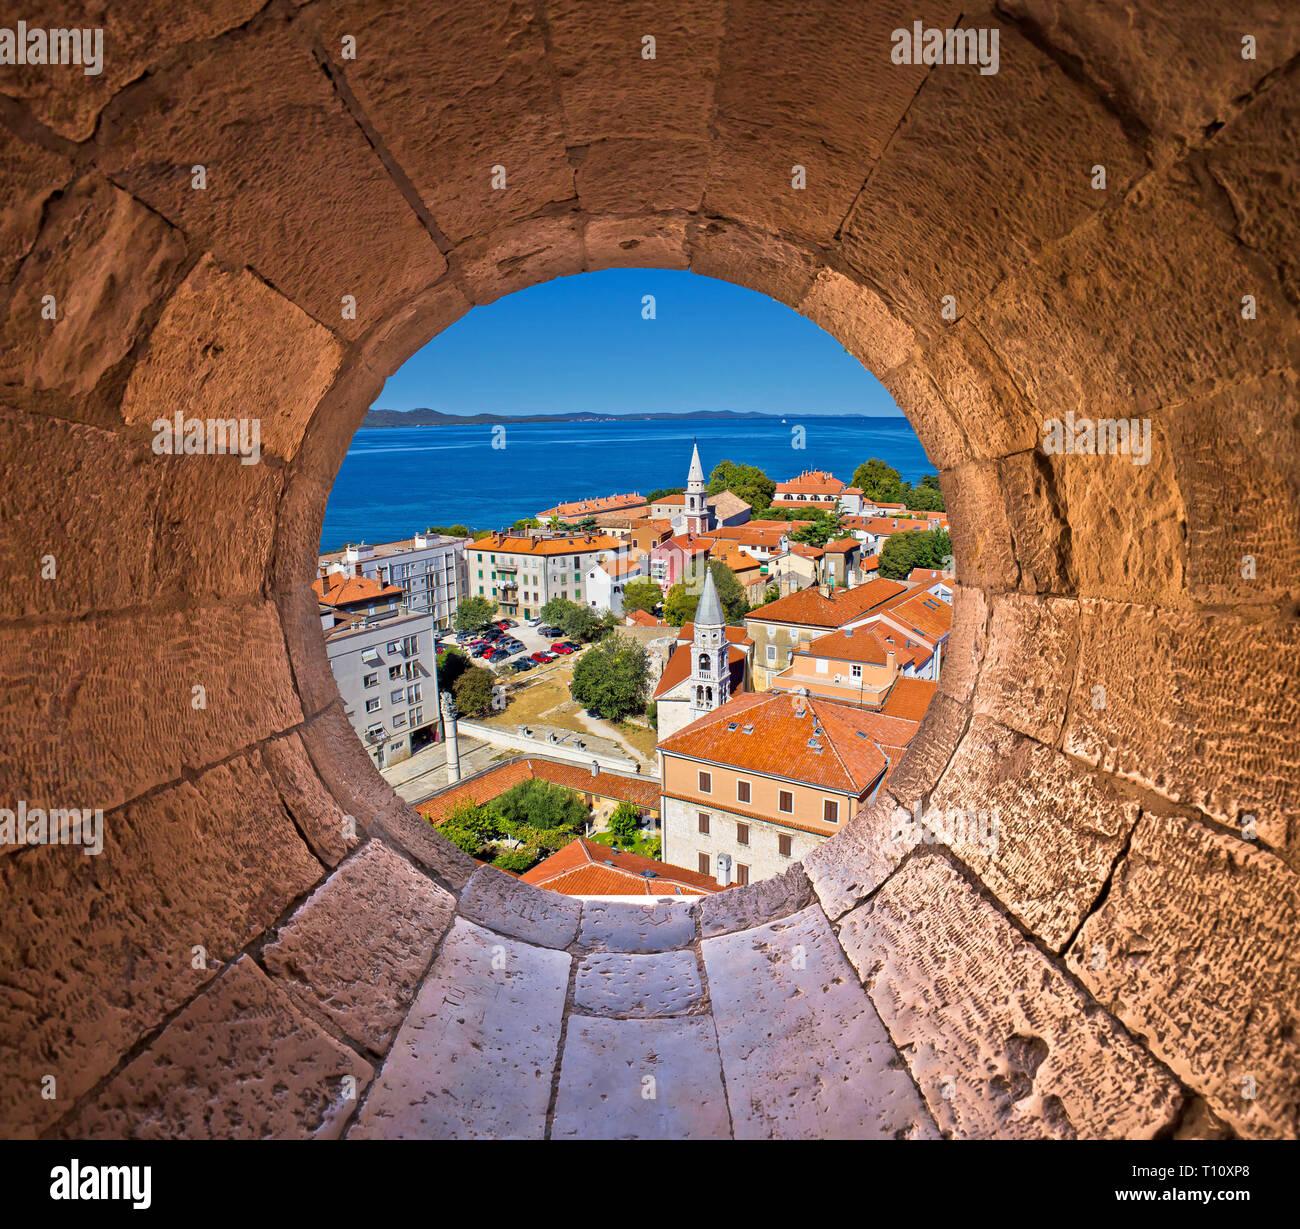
[
  {"xmin": 878, "ymin": 528, "xmax": 953, "ymax": 580},
  {"xmin": 540, "ymin": 597, "xmax": 602, "ymax": 641},
  {"xmin": 646, "ymin": 486, "xmax": 683, "ymax": 503},
  {"xmin": 663, "ymin": 561, "xmax": 747, "ymax": 625},
  {"xmin": 899, "ymin": 473, "xmax": 945, "ymax": 512},
  {"xmin": 707, "ymin": 460, "xmax": 775, "ymax": 515},
  {"xmin": 489, "ymin": 778, "xmax": 589, "ymax": 832},
  {"xmin": 621, "ymin": 578, "xmax": 664, "ymax": 616},
  {"xmin": 578, "ymin": 516, "xmax": 599, "ymax": 533},
  {"xmin": 491, "ymin": 846, "xmax": 538, "ymax": 873},
  {"xmin": 454, "ymin": 594, "xmax": 495, "ymax": 632},
  {"xmin": 791, "ymin": 508, "xmax": 845, "ymax": 548},
  {"xmin": 436, "ymin": 799, "xmax": 496, "ymax": 858},
  {"xmin": 438, "ymin": 645, "xmax": 470, "ymax": 690},
  {"xmin": 452, "ymin": 664, "xmax": 496, "ymax": 717},
  {"xmin": 511, "ymin": 516, "xmax": 541, "ymax": 531},
  {"xmin": 851, "ymin": 458, "xmax": 904, "ymax": 503},
  {"xmin": 569, "ymin": 634, "xmax": 649, "ymax": 720},
  {"xmin": 607, "ymin": 800, "xmax": 641, "ymax": 844}
]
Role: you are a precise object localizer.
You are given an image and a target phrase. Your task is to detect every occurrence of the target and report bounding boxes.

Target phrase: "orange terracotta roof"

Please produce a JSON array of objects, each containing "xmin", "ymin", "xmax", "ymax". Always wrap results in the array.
[
  {"xmin": 881, "ymin": 677, "xmax": 938, "ymax": 723},
  {"xmin": 775, "ymin": 470, "xmax": 847, "ymax": 494},
  {"xmin": 658, "ymin": 692, "xmax": 907, "ymax": 795},
  {"xmin": 473, "ymin": 532, "xmax": 624, "ymax": 556},
  {"xmin": 417, "ymin": 758, "xmax": 660, "ymax": 823},
  {"xmin": 822, "ymin": 537, "xmax": 860, "ymax": 554},
  {"xmin": 845, "ymin": 515, "xmax": 937, "ymax": 535},
  {"xmin": 538, "ymin": 493, "xmax": 647, "ymax": 519},
  {"xmin": 625, "ymin": 609, "xmax": 667, "ymax": 626},
  {"xmin": 312, "ymin": 572, "xmax": 404, "ymax": 608},
  {"xmin": 879, "ymin": 591, "xmax": 953, "ymax": 641},
  {"xmin": 746, "ymin": 577, "xmax": 908, "ymax": 628},
  {"xmin": 521, "ymin": 837, "xmax": 722, "ymax": 895},
  {"xmin": 801, "ymin": 626, "xmax": 902, "ymax": 666},
  {"xmin": 653, "ymin": 493, "xmax": 686, "ymax": 505}
]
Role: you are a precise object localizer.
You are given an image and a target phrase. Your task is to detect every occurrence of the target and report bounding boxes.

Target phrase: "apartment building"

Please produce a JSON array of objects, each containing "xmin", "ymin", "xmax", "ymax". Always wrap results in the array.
[
  {"xmin": 319, "ymin": 531, "xmax": 467, "ymax": 630},
  {"xmin": 584, "ymin": 549, "xmax": 647, "ymax": 617},
  {"xmin": 315, "ymin": 572, "xmax": 438, "ymax": 769},
  {"xmin": 658, "ymin": 690, "xmax": 918, "ymax": 884},
  {"xmin": 468, "ymin": 531, "xmax": 626, "ymax": 618}
]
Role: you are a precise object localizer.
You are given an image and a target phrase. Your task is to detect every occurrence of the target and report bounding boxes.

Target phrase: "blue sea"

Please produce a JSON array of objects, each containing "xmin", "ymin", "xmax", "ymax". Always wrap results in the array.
[{"xmin": 319, "ymin": 416, "xmax": 933, "ymax": 551}]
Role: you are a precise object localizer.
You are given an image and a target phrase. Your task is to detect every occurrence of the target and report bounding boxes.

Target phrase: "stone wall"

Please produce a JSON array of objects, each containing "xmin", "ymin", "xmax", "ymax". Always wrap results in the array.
[{"xmin": 0, "ymin": 0, "xmax": 1296, "ymax": 1138}]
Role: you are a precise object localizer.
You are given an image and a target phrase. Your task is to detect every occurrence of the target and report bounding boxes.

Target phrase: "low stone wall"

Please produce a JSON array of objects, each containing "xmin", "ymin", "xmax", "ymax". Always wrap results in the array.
[{"xmin": 456, "ymin": 720, "xmax": 645, "ymax": 777}]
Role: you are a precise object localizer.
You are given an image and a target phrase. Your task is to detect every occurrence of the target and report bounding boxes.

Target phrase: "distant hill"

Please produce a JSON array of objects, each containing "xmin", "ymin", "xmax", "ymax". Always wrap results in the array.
[{"xmin": 360, "ymin": 408, "xmax": 889, "ymax": 427}]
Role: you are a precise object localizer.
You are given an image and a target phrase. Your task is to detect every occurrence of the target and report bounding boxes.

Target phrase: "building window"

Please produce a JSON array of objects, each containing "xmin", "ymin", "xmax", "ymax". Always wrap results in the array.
[
  {"xmin": 363, "ymin": 672, "xmax": 378, "ymax": 688},
  {"xmin": 737, "ymin": 823, "xmax": 749, "ymax": 846},
  {"xmin": 851, "ymin": 664, "xmax": 862, "ymax": 679},
  {"xmin": 410, "ymin": 706, "xmax": 423, "ymax": 726},
  {"xmin": 736, "ymin": 863, "xmax": 750, "ymax": 887},
  {"xmin": 386, "ymin": 642, "xmax": 399, "ymax": 654},
  {"xmin": 408, "ymin": 683, "xmax": 422, "ymax": 703},
  {"xmin": 393, "ymin": 713, "xmax": 407, "ymax": 728},
  {"xmin": 736, "ymin": 779, "xmax": 750, "ymax": 804},
  {"xmin": 779, "ymin": 833, "xmax": 793, "ymax": 857},
  {"xmin": 779, "ymin": 790, "xmax": 793, "ymax": 813},
  {"xmin": 766, "ymin": 644, "xmax": 776, "ymax": 664},
  {"xmin": 698, "ymin": 812, "xmax": 709, "ymax": 835},
  {"xmin": 698, "ymin": 770, "xmax": 712, "ymax": 793},
  {"xmin": 824, "ymin": 799, "xmax": 839, "ymax": 824},
  {"xmin": 365, "ymin": 698, "xmax": 381, "ymax": 713},
  {"xmin": 699, "ymin": 853, "xmax": 710, "ymax": 875},
  {"xmin": 388, "ymin": 666, "xmax": 403, "ymax": 680},
  {"xmin": 390, "ymin": 688, "xmax": 404, "ymax": 704}
]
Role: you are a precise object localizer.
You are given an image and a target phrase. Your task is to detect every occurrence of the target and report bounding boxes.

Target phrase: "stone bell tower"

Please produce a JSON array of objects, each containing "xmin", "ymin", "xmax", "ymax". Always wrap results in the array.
[
  {"xmin": 683, "ymin": 440, "xmax": 711, "ymax": 534},
  {"xmin": 689, "ymin": 567, "xmax": 729, "ymax": 721}
]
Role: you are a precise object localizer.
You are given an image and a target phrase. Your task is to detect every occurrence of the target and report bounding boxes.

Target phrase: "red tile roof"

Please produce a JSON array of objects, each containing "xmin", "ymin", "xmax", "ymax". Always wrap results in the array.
[
  {"xmin": 539, "ymin": 493, "xmax": 647, "ymax": 519},
  {"xmin": 658, "ymin": 691, "xmax": 913, "ymax": 795},
  {"xmin": 881, "ymin": 677, "xmax": 938, "ymax": 723},
  {"xmin": 521, "ymin": 837, "xmax": 722, "ymax": 896},
  {"xmin": 312, "ymin": 572, "xmax": 404, "ymax": 608},
  {"xmin": 745, "ymin": 577, "xmax": 908, "ymax": 628},
  {"xmin": 625, "ymin": 609, "xmax": 667, "ymax": 626}
]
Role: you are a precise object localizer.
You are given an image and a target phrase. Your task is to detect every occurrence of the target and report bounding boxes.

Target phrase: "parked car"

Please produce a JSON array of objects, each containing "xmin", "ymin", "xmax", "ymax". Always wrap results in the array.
[
  {"xmin": 550, "ymin": 642, "xmax": 574, "ymax": 655},
  {"xmin": 560, "ymin": 641, "xmax": 581, "ymax": 652},
  {"xmin": 495, "ymin": 619, "xmax": 516, "ymax": 629},
  {"xmin": 472, "ymin": 644, "xmax": 493, "ymax": 658},
  {"xmin": 530, "ymin": 650, "xmax": 553, "ymax": 663},
  {"xmin": 504, "ymin": 640, "xmax": 526, "ymax": 653},
  {"xmin": 481, "ymin": 626, "xmax": 503, "ymax": 640},
  {"xmin": 488, "ymin": 648, "xmax": 511, "ymax": 663},
  {"xmin": 538, "ymin": 624, "xmax": 561, "ymax": 637},
  {"xmin": 510, "ymin": 659, "xmax": 535, "ymax": 673}
]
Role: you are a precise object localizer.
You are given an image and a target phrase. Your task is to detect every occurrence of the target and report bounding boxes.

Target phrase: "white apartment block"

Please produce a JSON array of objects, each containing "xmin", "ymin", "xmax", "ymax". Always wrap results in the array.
[
  {"xmin": 320, "ymin": 532, "xmax": 468, "ymax": 631},
  {"xmin": 468, "ymin": 531, "xmax": 627, "ymax": 619}
]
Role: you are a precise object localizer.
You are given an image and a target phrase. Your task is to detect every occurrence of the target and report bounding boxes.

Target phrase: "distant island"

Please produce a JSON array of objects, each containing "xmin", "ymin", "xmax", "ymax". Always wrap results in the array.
[{"xmin": 360, "ymin": 408, "xmax": 897, "ymax": 428}]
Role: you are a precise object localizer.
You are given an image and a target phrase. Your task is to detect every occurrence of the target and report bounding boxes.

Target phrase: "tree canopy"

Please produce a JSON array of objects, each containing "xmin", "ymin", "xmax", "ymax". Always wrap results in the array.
[
  {"xmin": 852, "ymin": 458, "xmax": 904, "ymax": 503},
  {"xmin": 453, "ymin": 594, "xmax": 495, "ymax": 632},
  {"xmin": 878, "ymin": 528, "xmax": 953, "ymax": 580},
  {"xmin": 621, "ymin": 578, "xmax": 664, "ymax": 615},
  {"xmin": 663, "ymin": 561, "xmax": 747, "ymax": 626},
  {"xmin": 451, "ymin": 664, "xmax": 496, "ymax": 717},
  {"xmin": 707, "ymin": 460, "xmax": 776, "ymax": 514},
  {"xmin": 569, "ymin": 634, "xmax": 649, "ymax": 720},
  {"xmin": 539, "ymin": 597, "xmax": 603, "ymax": 641},
  {"xmin": 790, "ymin": 508, "xmax": 846, "ymax": 547}
]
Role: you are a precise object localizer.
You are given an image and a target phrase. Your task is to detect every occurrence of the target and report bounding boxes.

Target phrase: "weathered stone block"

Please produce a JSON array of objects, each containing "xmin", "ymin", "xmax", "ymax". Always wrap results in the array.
[
  {"xmin": 884, "ymin": 691, "xmax": 968, "ymax": 807},
  {"xmin": 576, "ymin": 900, "xmax": 696, "ymax": 953},
  {"xmin": 373, "ymin": 797, "xmax": 478, "ymax": 892},
  {"xmin": 698, "ymin": 862, "xmax": 813, "ymax": 938},
  {"xmin": 263, "ymin": 841, "xmax": 454, "ymax": 1053},
  {"xmin": 878, "ymin": 360, "xmax": 971, "ymax": 473},
  {"xmin": 552, "ymin": 1015, "xmax": 730, "ymax": 1139},
  {"xmin": 803, "ymin": 790, "xmax": 910, "ymax": 920},
  {"xmin": 703, "ymin": 904, "xmax": 936, "ymax": 1138},
  {"xmin": 0, "ymin": 126, "xmax": 72, "ymax": 285},
  {"xmin": 0, "ymin": 753, "xmax": 323, "ymax": 1136},
  {"xmin": 928, "ymin": 716, "xmax": 1141, "ymax": 950},
  {"xmin": 574, "ymin": 950, "xmax": 703, "ymax": 1017},
  {"xmin": 939, "ymin": 462, "xmax": 1018, "ymax": 590},
  {"xmin": 121, "ymin": 255, "xmax": 343, "ymax": 465},
  {"xmin": 349, "ymin": 919, "xmax": 569, "ymax": 1139},
  {"xmin": 687, "ymin": 217, "xmax": 822, "ymax": 309},
  {"xmin": 63, "ymin": 957, "xmax": 372, "ymax": 1140},
  {"xmin": 458, "ymin": 865, "xmax": 581, "ymax": 950},
  {"xmin": 840, "ymin": 855, "xmax": 1182, "ymax": 1138},
  {"xmin": 458, "ymin": 214, "xmax": 586, "ymax": 307},
  {"xmin": 262, "ymin": 730, "xmax": 361, "ymax": 867},
  {"xmin": 937, "ymin": 583, "xmax": 990, "ymax": 705},
  {"xmin": 574, "ymin": 139, "xmax": 708, "ymax": 215},
  {"xmin": 973, "ymin": 593, "xmax": 1079, "ymax": 744},
  {"xmin": 1067, "ymin": 814, "xmax": 1300, "ymax": 1138},
  {"xmin": 585, "ymin": 214, "xmax": 691, "ymax": 271}
]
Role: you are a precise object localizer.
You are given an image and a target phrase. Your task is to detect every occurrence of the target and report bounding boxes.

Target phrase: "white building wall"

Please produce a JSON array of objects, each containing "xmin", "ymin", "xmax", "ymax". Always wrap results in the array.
[{"xmin": 661, "ymin": 796, "xmax": 825, "ymax": 884}]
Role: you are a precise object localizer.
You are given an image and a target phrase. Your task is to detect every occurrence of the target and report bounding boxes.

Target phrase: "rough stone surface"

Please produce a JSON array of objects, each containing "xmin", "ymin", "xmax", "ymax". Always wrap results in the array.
[
  {"xmin": 928, "ymin": 716, "xmax": 1142, "ymax": 950},
  {"xmin": 0, "ymin": 126, "xmax": 73, "ymax": 286},
  {"xmin": 63, "ymin": 957, "xmax": 372, "ymax": 1140},
  {"xmin": 703, "ymin": 905, "xmax": 937, "ymax": 1138},
  {"xmin": 262, "ymin": 841, "xmax": 455, "ymax": 1053},
  {"xmin": 574, "ymin": 951, "xmax": 704, "ymax": 1017},
  {"xmin": 1064, "ymin": 602, "xmax": 1300, "ymax": 865},
  {"xmin": 552, "ymin": 1015, "xmax": 730, "ymax": 1139},
  {"xmin": 373, "ymin": 797, "xmax": 479, "ymax": 891},
  {"xmin": 698, "ymin": 863, "xmax": 814, "ymax": 938},
  {"xmin": 841, "ymin": 856, "xmax": 1183, "ymax": 1139},
  {"xmin": 576, "ymin": 900, "xmax": 697, "ymax": 953},
  {"xmin": 349, "ymin": 920, "xmax": 569, "ymax": 1139},
  {"xmin": 0, "ymin": 754, "xmax": 323, "ymax": 1136},
  {"xmin": 884, "ymin": 691, "xmax": 969, "ymax": 807},
  {"xmin": 457, "ymin": 865, "xmax": 581, "ymax": 950},
  {"xmin": 261, "ymin": 730, "xmax": 362, "ymax": 866},
  {"xmin": 1067, "ymin": 814, "xmax": 1300, "ymax": 1139},
  {"xmin": 0, "ymin": 602, "xmax": 302, "ymax": 815},
  {"xmin": 803, "ymin": 790, "xmax": 911, "ymax": 920}
]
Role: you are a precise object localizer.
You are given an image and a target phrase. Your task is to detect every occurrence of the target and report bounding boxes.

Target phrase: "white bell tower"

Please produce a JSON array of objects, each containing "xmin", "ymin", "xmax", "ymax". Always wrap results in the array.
[{"xmin": 689, "ymin": 567, "xmax": 729, "ymax": 721}]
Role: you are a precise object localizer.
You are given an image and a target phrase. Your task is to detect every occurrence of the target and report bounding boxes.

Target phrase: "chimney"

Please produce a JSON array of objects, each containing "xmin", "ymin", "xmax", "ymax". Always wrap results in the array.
[
  {"xmin": 887, "ymin": 650, "xmax": 897, "ymax": 675},
  {"xmin": 590, "ymin": 760, "xmax": 599, "ymax": 779},
  {"xmin": 715, "ymin": 851, "xmax": 733, "ymax": 888}
]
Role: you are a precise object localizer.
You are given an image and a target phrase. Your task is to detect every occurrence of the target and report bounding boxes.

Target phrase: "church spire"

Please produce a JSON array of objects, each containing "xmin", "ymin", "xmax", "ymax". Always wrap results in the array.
[
  {"xmin": 687, "ymin": 440, "xmax": 705, "ymax": 489},
  {"xmin": 695, "ymin": 565, "xmax": 724, "ymax": 628}
]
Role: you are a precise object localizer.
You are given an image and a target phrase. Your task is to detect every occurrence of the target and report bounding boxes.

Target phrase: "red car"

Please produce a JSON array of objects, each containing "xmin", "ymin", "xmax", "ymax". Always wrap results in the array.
[
  {"xmin": 550, "ymin": 642, "xmax": 574, "ymax": 655},
  {"xmin": 530, "ymin": 650, "xmax": 554, "ymax": 663}
]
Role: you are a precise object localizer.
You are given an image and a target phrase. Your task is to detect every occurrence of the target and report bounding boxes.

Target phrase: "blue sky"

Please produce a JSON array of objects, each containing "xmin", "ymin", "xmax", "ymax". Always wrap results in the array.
[{"xmin": 372, "ymin": 268, "xmax": 903, "ymax": 418}]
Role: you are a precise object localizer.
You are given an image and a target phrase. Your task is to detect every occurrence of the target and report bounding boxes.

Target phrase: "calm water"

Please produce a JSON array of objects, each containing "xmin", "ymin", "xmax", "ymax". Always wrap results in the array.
[{"xmin": 320, "ymin": 416, "xmax": 933, "ymax": 551}]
